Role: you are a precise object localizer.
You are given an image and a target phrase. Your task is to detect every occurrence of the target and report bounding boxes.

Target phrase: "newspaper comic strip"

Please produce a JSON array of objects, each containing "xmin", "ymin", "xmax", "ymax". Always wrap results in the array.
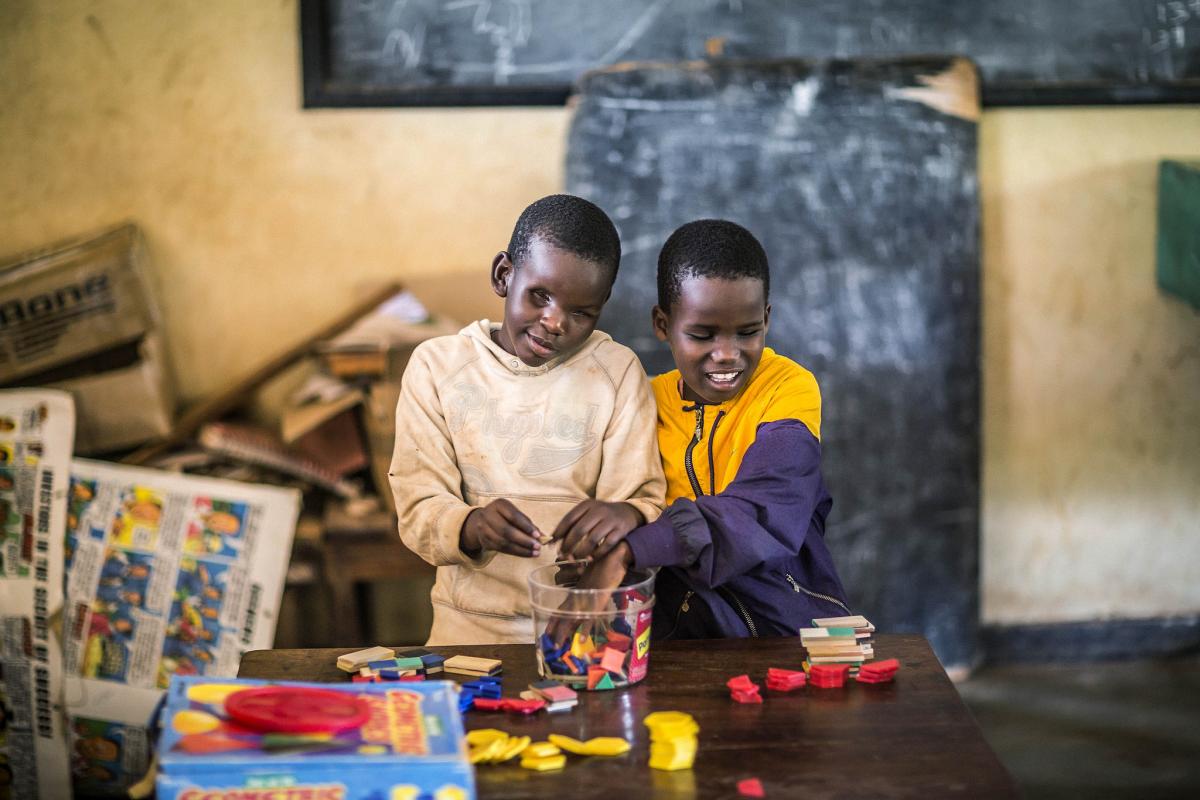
[
  {"xmin": 62, "ymin": 459, "xmax": 299, "ymax": 795},
  {"xmin": 0, "ymin": 390, "xmax": 74, "ymax": 800}
]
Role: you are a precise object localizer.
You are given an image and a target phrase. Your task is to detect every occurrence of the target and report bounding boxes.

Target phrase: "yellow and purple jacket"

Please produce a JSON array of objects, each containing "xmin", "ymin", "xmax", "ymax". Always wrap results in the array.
[{"xmin": 626, "ymin": 348, "xmax": 850, "ymax": 638}]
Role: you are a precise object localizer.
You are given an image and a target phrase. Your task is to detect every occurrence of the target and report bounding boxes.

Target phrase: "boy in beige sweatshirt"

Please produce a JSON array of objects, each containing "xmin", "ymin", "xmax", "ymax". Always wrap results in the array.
[{"xmin": 389, "ymin": 195, "xmax": 665, "ymax": 644}]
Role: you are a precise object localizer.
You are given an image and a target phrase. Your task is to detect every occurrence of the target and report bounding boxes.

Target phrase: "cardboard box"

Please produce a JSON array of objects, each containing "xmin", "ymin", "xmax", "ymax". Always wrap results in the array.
[
  {"xmin": 0, "ymin": 223, "xmax": 175, "ymax": 453},
  {"xmin": 156, "ymin": 676, "xmax": 475, "ymax": 800},
  {"xmin": 47, "ymin": 335, "xmax": 174, "ymax": 453}
]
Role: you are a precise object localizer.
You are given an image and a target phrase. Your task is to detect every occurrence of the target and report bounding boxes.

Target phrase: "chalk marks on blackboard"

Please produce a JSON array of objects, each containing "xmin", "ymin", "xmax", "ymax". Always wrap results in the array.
[{"xmin": 307, "ymin": 0, "xmax": 1200, "ymax": 106}]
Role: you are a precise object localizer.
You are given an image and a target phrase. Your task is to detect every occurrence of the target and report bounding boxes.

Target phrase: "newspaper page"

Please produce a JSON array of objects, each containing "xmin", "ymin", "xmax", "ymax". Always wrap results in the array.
[
  {"xmin": 61, "ymin": 459, "xmax": 299, "ymax": 796},
  {"xmin": 0, "ymin": 389, "xmax": 74, "ymax": 800}
]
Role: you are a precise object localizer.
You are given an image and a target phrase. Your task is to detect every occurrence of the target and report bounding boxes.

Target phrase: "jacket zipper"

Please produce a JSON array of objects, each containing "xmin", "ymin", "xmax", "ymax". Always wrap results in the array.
[
  {"xmin": 719, "ymin": 586, "xmax": 758, "ymax": 637},
  {"xmin": 683, "ymin": 404, "xmax": 753, "ymax": 635},
  {"xmin": 664, "ymin": 590, "xmax": 694, "ymax": 640},
  {"xmin": 683, "ymin": 405, "xmax": 706, "ymax": 497},
  {"xmin": 786, "ymin": 573, "xmax": 852, "ymax": 614},
  {"xmin": 706, "ymin": 410, "xmax": 726, "ymax": 495}
]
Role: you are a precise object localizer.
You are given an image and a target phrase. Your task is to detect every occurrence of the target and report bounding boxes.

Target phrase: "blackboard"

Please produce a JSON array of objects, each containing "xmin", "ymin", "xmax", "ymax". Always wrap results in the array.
[
  {"xmin": 301, "ymin": 0, "xmax": 1200, "ymax": 107},
  {"xmin": 565, "ymin": 57, "xmax": 981, "ymax": 668}
]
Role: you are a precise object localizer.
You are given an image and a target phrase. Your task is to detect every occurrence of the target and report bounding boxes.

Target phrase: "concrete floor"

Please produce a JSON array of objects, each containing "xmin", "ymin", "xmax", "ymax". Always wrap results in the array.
[{"xmin": 958, "ymin": 657, "xmax": 1200, "ymax": 799}]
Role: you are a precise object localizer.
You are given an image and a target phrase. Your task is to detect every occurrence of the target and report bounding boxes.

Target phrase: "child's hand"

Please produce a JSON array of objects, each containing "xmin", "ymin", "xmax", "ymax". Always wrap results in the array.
[
  {"xmin": 546, "ymin": 543, "xmax": 634, "ymax": 645},
  {"xmin": 552, "ymin": 501, "xmax": 643, "ymax": 560},
  {"xmin": 460, "ymin": 499, "xmax": 544, "ymax": 558}
]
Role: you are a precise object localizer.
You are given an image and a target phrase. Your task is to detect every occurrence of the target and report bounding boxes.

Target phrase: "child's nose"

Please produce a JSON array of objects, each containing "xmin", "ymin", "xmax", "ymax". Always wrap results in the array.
[
  {"xmin": 541, "ymin": 307, "xmax": 566, "ymax": 334},
  {"xmin": 712, "ymin": 340, "xmax": 740, "ymax": 363}
]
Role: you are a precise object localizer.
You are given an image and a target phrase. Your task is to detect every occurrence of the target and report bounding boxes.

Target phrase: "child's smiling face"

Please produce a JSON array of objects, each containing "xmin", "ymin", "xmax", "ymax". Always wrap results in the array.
[
  {"xmin": 653, "ymin": 274, "xmax": 770, "ymax": 405},
  {"xmin": 491, "ymin": 236, "xmax": 612, "ymax": 367}
]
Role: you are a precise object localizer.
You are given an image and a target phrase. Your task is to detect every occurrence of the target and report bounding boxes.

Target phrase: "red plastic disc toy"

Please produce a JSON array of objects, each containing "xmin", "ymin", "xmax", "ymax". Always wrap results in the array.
[{"xmin": 224, "ymin": 686, "xmax": 371, "ymax": 733}]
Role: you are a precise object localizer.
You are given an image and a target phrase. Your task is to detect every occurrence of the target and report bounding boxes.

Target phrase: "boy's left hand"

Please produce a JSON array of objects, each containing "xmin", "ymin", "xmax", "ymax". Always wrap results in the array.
[{"xmin": 553, "ymin": 501, "xmax": 643, "ymax": 560}]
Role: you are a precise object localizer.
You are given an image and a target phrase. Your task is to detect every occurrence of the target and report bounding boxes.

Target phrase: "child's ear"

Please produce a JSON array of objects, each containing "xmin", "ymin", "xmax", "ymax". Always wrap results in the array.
[
  {"xmin": 651, "ymin": 305, "xmax": 670, "ymax": 342},
  {"xmin": 491, "ymin": 252, "xmax": 514, "ymax": 298},
  {"xmin": 763, "ymin": 302, "xmax": 771, "ymax": 333}
]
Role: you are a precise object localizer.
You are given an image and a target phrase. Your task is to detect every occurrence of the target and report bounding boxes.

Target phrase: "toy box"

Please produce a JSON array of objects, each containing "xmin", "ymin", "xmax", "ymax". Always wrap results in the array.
[{"xmin": 156, "ymin": 676, "xmax": 474, "ymax": 800}]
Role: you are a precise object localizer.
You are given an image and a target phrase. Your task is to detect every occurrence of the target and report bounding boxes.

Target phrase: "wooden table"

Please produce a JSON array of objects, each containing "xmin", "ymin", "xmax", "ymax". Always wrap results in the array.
[{"xmin": 240, "ymin": 635, "xmax": 1016, "ymax": 798}]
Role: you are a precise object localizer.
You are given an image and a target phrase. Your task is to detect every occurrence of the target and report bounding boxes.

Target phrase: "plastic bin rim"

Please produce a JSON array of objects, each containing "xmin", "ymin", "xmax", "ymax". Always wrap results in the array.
[{"xmin": 527, "ymin": 560, "xmax": 657, "ymax": 596}]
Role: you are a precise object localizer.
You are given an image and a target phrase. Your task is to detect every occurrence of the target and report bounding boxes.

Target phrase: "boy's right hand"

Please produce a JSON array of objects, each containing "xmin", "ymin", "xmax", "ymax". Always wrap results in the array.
[{"xmin": 459, "ymin": 499, "xmax": 544, "ymax": 558}]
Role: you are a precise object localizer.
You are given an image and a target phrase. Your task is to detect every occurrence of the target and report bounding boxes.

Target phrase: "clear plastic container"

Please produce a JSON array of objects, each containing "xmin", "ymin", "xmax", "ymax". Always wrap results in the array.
[{"xmin": 527, "ymin": 561, "xmax": 656, "ymax": 690}]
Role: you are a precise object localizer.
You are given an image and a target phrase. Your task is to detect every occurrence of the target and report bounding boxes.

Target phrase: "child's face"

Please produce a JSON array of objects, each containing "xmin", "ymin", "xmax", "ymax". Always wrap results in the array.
[
  {"xmin": 491, "ymin": 237, "xmax": 611, "ymax": 367},
  {"xmin": 653, "ymin": 275, "xmax": 770, "ymax": 404}
]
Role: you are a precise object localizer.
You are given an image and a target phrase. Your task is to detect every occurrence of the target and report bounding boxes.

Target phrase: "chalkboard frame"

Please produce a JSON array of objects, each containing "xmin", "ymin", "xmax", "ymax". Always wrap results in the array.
[
  {"xmin": 299, "ymin": 0, "xmax": 569, "ymax": 108},
  {"xmin": 299, "ymin": 0, "xmax": 1200, "ymax": 108}
]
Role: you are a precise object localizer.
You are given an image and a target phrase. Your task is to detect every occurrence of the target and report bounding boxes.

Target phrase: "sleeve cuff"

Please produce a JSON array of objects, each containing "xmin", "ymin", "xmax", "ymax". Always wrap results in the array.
[
  {"xmin": 436, "ymin": 505, "xmax": 495, "ymax": 569},
  {"xmin": 625, "ymin": 497, "xmax": 664, "ymax": 527},
  {"xmin": 626, "ymin": 513, "xmax": 687, "ymax": 569}
]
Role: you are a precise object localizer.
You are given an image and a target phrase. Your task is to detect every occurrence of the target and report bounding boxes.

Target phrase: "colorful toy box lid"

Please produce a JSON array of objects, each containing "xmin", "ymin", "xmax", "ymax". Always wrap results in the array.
[{"xmin": 157, "ymin": 676, "xmax": 474, "ymax": 800}]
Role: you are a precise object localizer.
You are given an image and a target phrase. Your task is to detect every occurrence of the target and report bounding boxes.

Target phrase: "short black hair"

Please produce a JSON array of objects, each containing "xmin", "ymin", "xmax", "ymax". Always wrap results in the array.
[
  {"xmin": 657, "ymin": 219, "xmax": 770, "ymax": 310},
  {"xmin": 507, "ymin": 194, "xmax": 621, "ymax": 281}
]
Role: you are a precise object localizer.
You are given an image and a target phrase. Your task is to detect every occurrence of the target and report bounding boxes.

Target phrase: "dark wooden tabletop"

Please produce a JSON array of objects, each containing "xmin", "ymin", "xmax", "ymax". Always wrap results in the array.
[{"xmin": 240, "ymin": 635, "xmax": 1016, "ymax": 799}]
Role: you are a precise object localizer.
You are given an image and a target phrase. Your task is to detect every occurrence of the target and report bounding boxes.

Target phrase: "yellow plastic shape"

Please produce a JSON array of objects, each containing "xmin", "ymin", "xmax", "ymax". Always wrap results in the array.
[
  {"xmin": 434, "ymin": 785, "xmax": 469, "ymax": 800},
  {"xmin": 171, "ymin": 710, "xmax": 220, "ymax": 735},
  {"xmin": 546, "ymin": 733, "xmax": 590, "ymax": 755},
  {"xmin": 649, "ymin": 739, "xmax": 697, "ymax": 771},
  {"xmin": 570, "ymin": 632, "xmax": 596, "ymax": 659},
  {"xmin": 649, "ymin": 753, "xmax": 694, "ymax": 771},
  {"xmin": 644, "ymin": 710, "xmax": 699, "ymax": 740},
  {"xmin": 497, "ymin": 735, "xmax": 531, "ymax": 762},
  {"xmin": 468, "ymin": 738, "xmax": 507, "ymax": 765},
  {"xmin": 465, "ymin": 729, "xmax": 509, "ymax": 748},
  {"xmin": 581, "ymin": 736, "xmax": 631, "ymax": 756},
  {"xmin": 186, "ymin": 683, "xmax": 246, "ymax": 705},
  {"xmin": 525, "ymin": 741, "xmax": 561, "ymax": 758},
  {"xmin": 520, "ymin": 754, "xmax": 567, "ymax": 772}
]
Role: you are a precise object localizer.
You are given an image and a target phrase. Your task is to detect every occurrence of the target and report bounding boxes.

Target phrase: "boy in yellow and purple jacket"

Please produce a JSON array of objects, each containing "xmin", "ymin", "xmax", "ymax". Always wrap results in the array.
[{"xmin": 559, "ymin": 219, "xmax": 850, "ymax": 638}]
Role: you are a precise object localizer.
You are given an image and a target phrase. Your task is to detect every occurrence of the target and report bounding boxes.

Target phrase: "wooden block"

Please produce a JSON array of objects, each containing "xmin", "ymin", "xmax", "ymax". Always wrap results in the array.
[
  {"xmin": 395, "ymin": 647, "xmax": 434, "ymax": 659},
  {"xmin": 443, "ymin": 655, "xmax": 502, "ymax": 676},
  {"xmin": 812, "ymin": 615, "xmax": 873, "ymax": 630},
  {"xmin": 393, "ymin": 657, "xmax": 425, "ymax": 670},
  {"xmin": 529, "ymin": 682, "xmax": 577, "ymax": 704},
  {"xmin": 336, "ymin": 645, "xmax": 396, "ymax": 672}
]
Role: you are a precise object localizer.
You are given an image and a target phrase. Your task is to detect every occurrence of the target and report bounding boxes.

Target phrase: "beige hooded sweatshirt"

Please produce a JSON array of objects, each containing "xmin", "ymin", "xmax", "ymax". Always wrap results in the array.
[{"xmin": 389, "ymin": 320, "xmax": 665, "ymax": 645}]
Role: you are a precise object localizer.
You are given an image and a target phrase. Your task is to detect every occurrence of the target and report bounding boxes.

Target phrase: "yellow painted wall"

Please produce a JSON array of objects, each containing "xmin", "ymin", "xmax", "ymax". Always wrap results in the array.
[
  {"xmin": 980, "ymin": 109, "xmax": 1200, "ymax": 624},
  {"xmin": 3, "ymin": 1, "xmax": 1198, "ymax": 624}
]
